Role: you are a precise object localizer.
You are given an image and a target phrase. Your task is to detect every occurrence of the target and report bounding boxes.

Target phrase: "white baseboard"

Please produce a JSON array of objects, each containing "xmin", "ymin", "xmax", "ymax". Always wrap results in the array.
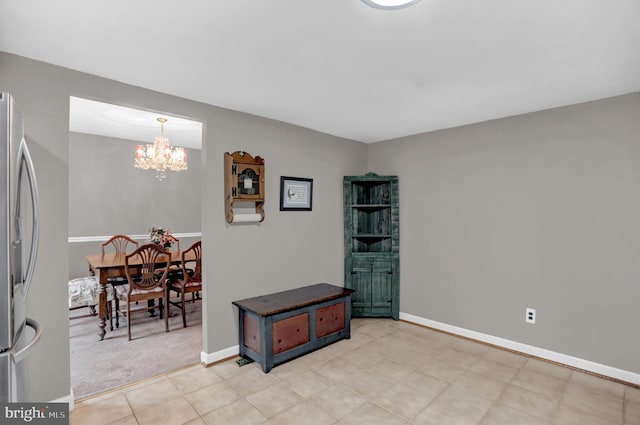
[
  {"xmin": 200, "ymin": 345, "xmax": 239, "ymax": 365},
  {"xmin": 400, "ymin": 312, "xmax": 640, "ymax": 386},
  {"xmin": 198, "ymin": 314, "xmax": 640, "ymax": 386}
]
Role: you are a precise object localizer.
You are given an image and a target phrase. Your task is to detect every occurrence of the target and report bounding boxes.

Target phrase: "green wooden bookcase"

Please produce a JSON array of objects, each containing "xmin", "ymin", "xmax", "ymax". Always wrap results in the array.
[{"xmin": 344, "ymin": 173, "xmax": 399, "ymax": 320}]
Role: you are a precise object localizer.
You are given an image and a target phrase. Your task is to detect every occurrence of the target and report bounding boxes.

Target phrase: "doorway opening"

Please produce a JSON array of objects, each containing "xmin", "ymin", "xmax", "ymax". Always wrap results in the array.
[{"xmin": 67, "ymin": 97, "xmax": 204, "ymax": 399}]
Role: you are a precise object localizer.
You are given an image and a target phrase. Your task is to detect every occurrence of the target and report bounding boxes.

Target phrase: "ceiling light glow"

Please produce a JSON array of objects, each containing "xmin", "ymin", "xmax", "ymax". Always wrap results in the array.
[
  {"xmin": 361, "ymin": 0, "xmax": 421, "ymax": 10},
  {"xmin": 134, "ymin": 117, "xmax": 187, "ymax": 181}
]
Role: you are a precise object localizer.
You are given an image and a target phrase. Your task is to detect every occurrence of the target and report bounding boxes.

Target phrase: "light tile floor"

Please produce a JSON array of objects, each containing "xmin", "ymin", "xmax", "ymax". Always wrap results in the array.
[{"xmin": 70, "ymin": 318, "xmax": 640, "ymax": 425}]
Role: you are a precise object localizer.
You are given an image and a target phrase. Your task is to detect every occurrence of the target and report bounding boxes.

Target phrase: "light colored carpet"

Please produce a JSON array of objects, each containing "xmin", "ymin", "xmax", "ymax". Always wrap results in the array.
[{"xmin": 69, "ymin": 294, "xmax": 202, "ymax": 400}]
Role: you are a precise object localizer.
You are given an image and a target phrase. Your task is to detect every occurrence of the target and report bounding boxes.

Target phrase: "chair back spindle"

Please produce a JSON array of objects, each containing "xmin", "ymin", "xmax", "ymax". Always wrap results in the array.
[
  {"xmin": 102, "ymin": 234, "xmax": 138, "ymax": 257},
  {"xmin": 127, "ymin": 245, "xmax": 170, "ymax": 291}
]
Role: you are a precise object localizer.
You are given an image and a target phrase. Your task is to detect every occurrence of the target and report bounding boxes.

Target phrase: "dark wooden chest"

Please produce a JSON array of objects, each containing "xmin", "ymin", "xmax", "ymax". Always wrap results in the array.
[{"xmin": 232, "ymin": 283, "xmax": 354, "ymax": 372}]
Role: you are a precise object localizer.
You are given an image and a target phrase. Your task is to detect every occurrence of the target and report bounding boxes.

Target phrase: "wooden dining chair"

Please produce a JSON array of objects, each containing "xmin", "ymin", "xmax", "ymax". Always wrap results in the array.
[
  {"xmin": 115, "ymin": 243, "xmax": 170, "ymax": 340},
  {"xmin": 102, "ymin": 234, "xmax": 139, "ymax": 329},
  {"xmin": 166, "ymin": 234, "xmax": 180, "ymax": 252},
  {"xmin": 102, "ymin": 234, "xmax": 138, "ymax": 257},
  {"xmin": 155, "ymin": 234, "xmax": 182, "ymax": 281},
  {"xmin": 167, "ymin": 241, "xmax": 202, "ymax": 328}
]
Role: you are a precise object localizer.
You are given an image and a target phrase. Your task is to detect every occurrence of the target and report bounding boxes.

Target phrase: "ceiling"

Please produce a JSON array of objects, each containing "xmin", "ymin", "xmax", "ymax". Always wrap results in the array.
[
  {"xmin": 1, "ymin": 0, "xmax": 639, "ymax": 143},
  {"xmin": 69, "ymin": 97, "xmax": 203, "ymax": 149}
]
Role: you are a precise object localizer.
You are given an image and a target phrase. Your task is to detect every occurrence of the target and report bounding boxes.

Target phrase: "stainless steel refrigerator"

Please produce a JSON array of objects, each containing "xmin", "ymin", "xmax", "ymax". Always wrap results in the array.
[{"xmin": 0, "ymin": 92, "xmax": 42, "ymax": 403}]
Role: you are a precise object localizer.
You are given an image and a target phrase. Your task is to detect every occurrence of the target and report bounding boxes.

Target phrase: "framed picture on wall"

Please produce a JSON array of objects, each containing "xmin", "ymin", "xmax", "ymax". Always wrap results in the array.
[{"xmin": 280, "ymin": 176, "xmax": 313, "ymax": 211}]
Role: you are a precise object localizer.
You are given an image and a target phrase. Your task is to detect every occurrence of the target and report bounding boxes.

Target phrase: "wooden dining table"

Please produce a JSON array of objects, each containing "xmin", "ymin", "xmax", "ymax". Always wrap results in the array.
[{"xmin": 84, "ymin": 249, "xmax": 195, "ymax": 340}]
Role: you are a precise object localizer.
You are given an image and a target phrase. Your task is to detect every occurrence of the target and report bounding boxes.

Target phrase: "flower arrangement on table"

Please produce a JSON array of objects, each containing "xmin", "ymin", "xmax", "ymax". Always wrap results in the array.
[{"xmin": 148, "ymin": 227, "xmax": 174, "ymax": 249}]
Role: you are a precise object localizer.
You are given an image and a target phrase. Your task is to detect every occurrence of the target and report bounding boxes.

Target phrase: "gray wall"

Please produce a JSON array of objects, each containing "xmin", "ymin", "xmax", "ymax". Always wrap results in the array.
[
  {"xmin": 3, "ymin": 49, "xmax": 638, "ymax": 402},
  {"xmin": 1, "ymin": 53, "xmax": 74, "ymax": 401},
  {"xmin": 68, "ymin": 132, "xmax": 202, "ymax": 279},
  {"xmin": 0, "ymin": 52, "xmax": 367, "ymax": 401},
  {"xmin": 368, "ymin": 93, "xmax": 640, "ymax": 374},
  {"xmin": 202, "ymin": 108, "xmax": 367, "ymax": 354}
]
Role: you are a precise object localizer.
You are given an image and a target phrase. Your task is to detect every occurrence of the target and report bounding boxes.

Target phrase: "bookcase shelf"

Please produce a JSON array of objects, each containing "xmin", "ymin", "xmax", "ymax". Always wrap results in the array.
[{"xmin": 344, "ymin": 173, "xmax": 399, "ymax": 319}]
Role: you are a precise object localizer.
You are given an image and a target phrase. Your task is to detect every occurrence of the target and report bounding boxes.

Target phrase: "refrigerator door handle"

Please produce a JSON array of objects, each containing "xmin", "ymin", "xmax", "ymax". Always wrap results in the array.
[
  {"xmin": 12, "ymin": 318, "xmax": 42, "ymax": 363},
  {"xmin": 15, "ymin": 137, "xmax": 39, "ymax": 297}
]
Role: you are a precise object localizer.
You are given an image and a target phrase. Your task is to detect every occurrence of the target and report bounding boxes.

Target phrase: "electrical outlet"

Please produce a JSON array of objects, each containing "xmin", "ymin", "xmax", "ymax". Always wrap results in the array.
[{"xmin": 526, "ymin": 308, "xmax": 536, "ymax": 324}]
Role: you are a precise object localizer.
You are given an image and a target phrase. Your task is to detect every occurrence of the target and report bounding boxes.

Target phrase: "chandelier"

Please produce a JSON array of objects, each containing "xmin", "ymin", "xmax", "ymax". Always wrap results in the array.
[{"xmin": 134, "ymin": 117, "xmax": 187, "ymax": 181}]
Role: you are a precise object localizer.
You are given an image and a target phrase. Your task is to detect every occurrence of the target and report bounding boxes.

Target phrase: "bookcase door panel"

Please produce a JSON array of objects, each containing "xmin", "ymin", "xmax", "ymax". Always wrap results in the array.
[
  {"xmin": 351, "ymin": 261, "xmax": 372, "ymax": 310},
  {"xmin": 371, "ymin": 260, "xmax": 392, "ymax": 312}
]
